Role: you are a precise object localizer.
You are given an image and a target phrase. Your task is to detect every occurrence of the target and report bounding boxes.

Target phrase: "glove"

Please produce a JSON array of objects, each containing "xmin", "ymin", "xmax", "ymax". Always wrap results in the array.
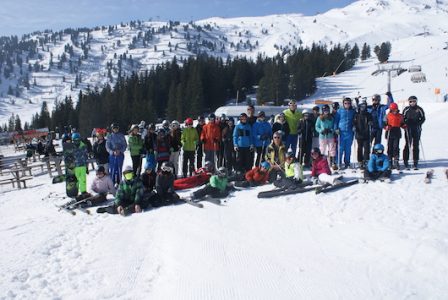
[
  {"xmin": 402, "ymin": 124, "xmax": 407, "ymax": 129},
  {"xmin": 234, "ymin": 146, "xmax": 239, "ymax": 152},
  {"xmin": 384, "ymin": 125, "xmax": 391, "ymax": 131},
  {"xmin": 385, "ymin": 91, "xmax": 392, "ymax": 97},
  {"xmin": 312, "ymin": 177, "xmax": 319, "ymax": 185},
  {"xmin": 250, "ymin": 146, "xmax": 255, "ymax": 152}
]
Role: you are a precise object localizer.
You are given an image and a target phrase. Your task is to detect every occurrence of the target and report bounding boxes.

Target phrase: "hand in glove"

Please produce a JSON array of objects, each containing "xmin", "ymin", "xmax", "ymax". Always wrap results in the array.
[
  {"xmin": 385, "ymin": 91, "xmax": 392, "ymax": 97},
  {"xmin": 234, "ymin": 146, "xmax": 239, "ymax": 152},
  {"xmin": 250, "ymin": 146, "xmax": 255, "ymax": 152}
]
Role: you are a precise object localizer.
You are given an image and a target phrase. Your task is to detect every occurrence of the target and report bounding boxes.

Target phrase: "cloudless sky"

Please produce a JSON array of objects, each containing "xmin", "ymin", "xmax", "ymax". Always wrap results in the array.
[{"xmin": 1, "ymin": 0, "xmax": 356, "ymax": 36}]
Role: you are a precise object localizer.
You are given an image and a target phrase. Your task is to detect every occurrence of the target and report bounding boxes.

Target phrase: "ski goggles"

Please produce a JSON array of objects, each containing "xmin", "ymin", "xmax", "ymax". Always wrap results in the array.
[
  {"xmin": 161, "ymin": 165, "xmax": 173, "ymax": 173},
  {"xmin": 123, "ymin": 172, "xmax": 134, "ymax": 180}
]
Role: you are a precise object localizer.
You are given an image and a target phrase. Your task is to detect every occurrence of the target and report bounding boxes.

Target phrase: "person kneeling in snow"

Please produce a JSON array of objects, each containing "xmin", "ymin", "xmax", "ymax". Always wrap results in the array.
[
  {"xmin": 273, "ymin": 150, "xmax": 304, "ymax": 189},
  {"xmin": 97, "ymin": 166, "xmax": 148, "ymax": 215},
  {"xmin": 190, "ymin": 167, "xmax": 229, "ymax": 200},
  {"xmin": 234, "ymin": 161, "xmax": 271, "ymax": 188},
  {"xmin": 364, "ymin": 144, "xmax": 391, "ymax": 181},
  {"xmin": 310, "ymin": 147, "xmax": 343, "ymax": 186}
]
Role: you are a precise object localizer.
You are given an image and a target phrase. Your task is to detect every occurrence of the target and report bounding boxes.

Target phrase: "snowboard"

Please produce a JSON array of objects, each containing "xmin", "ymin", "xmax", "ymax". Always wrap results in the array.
[
  {"xmin": 315, "ymin": 179, "xmax": 359, "ymax": 194},
  {"xmin": 63, "ymin": 142, "xmax": 78, "ymax": 198}
]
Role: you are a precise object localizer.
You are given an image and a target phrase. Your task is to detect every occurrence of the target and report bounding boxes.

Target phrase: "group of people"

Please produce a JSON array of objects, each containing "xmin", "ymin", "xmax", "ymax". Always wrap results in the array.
[{"xmin": 59, "ymin": 92, "xmax": 426, "ymax": 215}]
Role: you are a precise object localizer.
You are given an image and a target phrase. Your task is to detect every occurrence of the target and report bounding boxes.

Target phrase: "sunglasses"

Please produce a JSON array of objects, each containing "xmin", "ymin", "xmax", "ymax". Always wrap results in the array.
[
  {"xmin": 409, "ymin": 100, "xmax": 416, "ymax": 103},
  {"xmin": 343, "ymin": 102, "xmax": 351, "ymax": 105},
  {"xmin": 273, "ymin": 136, "xmax": 281, "ymax": 139}
]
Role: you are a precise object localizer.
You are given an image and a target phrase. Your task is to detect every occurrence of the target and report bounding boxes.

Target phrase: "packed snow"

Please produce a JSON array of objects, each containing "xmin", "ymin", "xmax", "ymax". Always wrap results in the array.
[{"xmin": 1, "ymin": 0, "xmax": 448, "ymax": 298}]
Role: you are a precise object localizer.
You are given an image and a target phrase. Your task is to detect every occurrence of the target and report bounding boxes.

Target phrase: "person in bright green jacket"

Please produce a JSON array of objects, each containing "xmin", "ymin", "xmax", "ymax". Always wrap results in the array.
[
  {"xmin": 128, "ymin": 125, "xmax": 144, "ymax": 175},
  {"xmin": 190, "ymin": 167, "xmax": 229, "ymax": 200},
  {"xmin": 181, "ymin": 118, "xmax": 199, "ymax": 177},
  {"xmin": 283, "ymin": 99, "xmax": 302, "ymax": 157}
]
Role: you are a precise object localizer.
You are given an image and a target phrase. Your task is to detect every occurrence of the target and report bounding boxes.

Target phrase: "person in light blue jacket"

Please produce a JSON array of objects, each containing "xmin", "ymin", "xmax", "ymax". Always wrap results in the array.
[
  {"xmin": 365, "ymin": 144, "xmax": 391, "ymax": 181},
  {"xmin": 233, "ymin": 113, "xmax": 254, "ymax": 172},
  {"xmin": 106, "ymin": 123, "xmax": 128, "ymax": 185},
  {"xmin": 315, "ymin": 105, "xmax": 336, "ymax": 168},
  {"xmin": 252, "ymin": 111, "xmax": 272, "ymax": 167},
  {"xmin": 334, "ymin": 98, "xmax": 356, "ymax": 169}
]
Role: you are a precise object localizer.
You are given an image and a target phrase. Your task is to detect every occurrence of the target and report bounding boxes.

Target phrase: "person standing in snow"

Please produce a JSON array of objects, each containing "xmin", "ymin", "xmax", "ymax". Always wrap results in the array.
[
  {"xmin": 128, "ymin": 124, "xmax": 144, "ymax": 175},
  {"xmin": 252, "ymin": 111, "xmax": 272, "ymax": 167},
  {"xmin": 272, "ymin": 112, "xmax": 290, "ymax": 144},
  {"xmin": 402, "ymin": 96, "xmax": 425, "ymax": 169},
  {"xmin": 353, "ymin": 99, "xmax": 373, "ymax": 169},
  {"xmin": 222, "ymin": 117, "xmax": 236, "ymax": 174},
  {"xmin": 181, "ymin": 118, "xmax": 199, "ymax": 178},
  {"xmin": 71, "ymin": 133, "xmax": 89, "ymax": 197},
  {"xmin": 233, "ymin": 113, "xmax": 254, "ymax": 173},
  {"xmin": 367, "ymin": 92, "xmax": 394, "ymax": 146},
  {"xmin": 200, "ymin": 113, "xmax": 221, "ymax": 168},
  {"xmin": 196, "ymin": 116, "xmax": 206, "ymax": 169},
  {"xmin": 297, "ymin": 109, "xmax": 314, "ymax": 168},
  {"xmin": 384, "ymin": 102, "xmax": 406, "ymax": 170},
  {"xmin": 334, "ymin": 97, "xmax": 356, "ymax": 169},
  {"xmin": 106, "ymin": 123, "xmax": 127, "ymax": 185},
  {"xmin": 283, "ymin": 100, "xmax": 302, "ymax": 156},
  {"xmin": 169, "ymin": 120, "xmax": 182, "ymax": 177},
  {"xmin": 315, "ymin": 105, "xmax": 337, "ymax": 169},
  {"xmin": 92, "ymin": 131, "xmax": 109, "ymax": 174}
]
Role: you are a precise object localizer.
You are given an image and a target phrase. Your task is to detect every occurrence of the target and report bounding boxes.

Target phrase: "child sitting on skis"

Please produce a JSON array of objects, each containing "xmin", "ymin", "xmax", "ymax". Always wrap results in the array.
[
  {"xmin": 364, "ymin": 144, "xmax": 391, "ymax": 181},
  {"xmin": 310, "ymin": 147, "xmax": 343, "ymax": 186}
]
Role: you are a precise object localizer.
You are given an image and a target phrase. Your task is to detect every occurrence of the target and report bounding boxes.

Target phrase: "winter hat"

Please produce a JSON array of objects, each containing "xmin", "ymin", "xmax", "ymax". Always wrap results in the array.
[
  {"xmin": 261, "ymin": 161, "xmax": 271, "ymax": 170},
  {"xmin": 389, "ymin": 103, "xmax": 398, "ymax": 111},
  {"xmin": 185, "ymin": 118, "xmax": 193, "ymax": 125},
  {"xmin": 71, "ymin": 133, "xmax": 81, "ymax": 141},
  {"xmin": 130, "ymin": 124, "xmax": 139, "ymax": 132},
  {"xmin": 123, "ymin": 165, "xmax": 133, "ymax": 174},
  {"xmin": 408, "ymin": 95, "xmax": 418, "ymax": 102},
  {"xmin": 96, "ymin": 166, "xmax": 106, "ymax": 174},
  {"xmin": 139, "ymin": 120, "xmax": 146, "ymax": 128}
]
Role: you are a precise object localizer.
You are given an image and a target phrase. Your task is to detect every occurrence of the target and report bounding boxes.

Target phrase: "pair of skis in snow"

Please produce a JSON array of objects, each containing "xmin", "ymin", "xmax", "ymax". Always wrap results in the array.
[
  {"xmin": 56, "ymin": 197, "xmax": 94, "ymax": 215},
  {"xmin": 257, "ymin": 180, "xmax": 359, "ymax": 198}
]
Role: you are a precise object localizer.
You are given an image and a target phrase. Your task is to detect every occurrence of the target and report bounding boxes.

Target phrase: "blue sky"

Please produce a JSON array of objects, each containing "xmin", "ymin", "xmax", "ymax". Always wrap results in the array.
[{"xmin": 1, "ymin": 0, "xmax": 356, "ymax": 36}]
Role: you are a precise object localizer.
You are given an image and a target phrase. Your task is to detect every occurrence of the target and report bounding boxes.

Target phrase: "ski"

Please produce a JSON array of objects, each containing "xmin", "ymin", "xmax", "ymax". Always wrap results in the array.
[
  {"xmin": 315, "ymin": 179, "xmax": 359, "ymax": 194},
  {"xmin": 257, "ymin": 185, "xmax": 319, "ymax": 199},
  {"xmin": 424, "ymin": 169, "xmax": 434, "ymax": 184},
  {"xmin": 180, "ymin": 198, "xmax": 204, "ymax": 208},
  {"xmin": 203, "ymin": 198, "xmax": 221, "ymax": 205}
]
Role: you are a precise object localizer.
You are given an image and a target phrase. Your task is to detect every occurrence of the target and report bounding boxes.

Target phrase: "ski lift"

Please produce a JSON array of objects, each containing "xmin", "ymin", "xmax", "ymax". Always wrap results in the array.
[
  {"xmin": 408, "ymin": 65, "xmax": 422, "ymax": 73},
  {"xmin": 411, "ymin": 72, "xmax": 427, "ymax": 83}
]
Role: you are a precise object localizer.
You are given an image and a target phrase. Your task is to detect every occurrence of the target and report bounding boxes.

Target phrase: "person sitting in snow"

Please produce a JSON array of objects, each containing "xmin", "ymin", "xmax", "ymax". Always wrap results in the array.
[
  {"xmin": 364, "ymin": 144, "xmax": 391, "ymax": 181},
  {"xmin": 152, "ymin": 161, "xmax": 180, "ymax": 206},
  {"xmin": 174, "ymin": 161, "xmax": 215, "ymax": 190},
  {"xmin": 87, "ymin": 165, "xmax": 116, "ymax": 206},
  {"xmin": 310, "ymin": 147, "xmax": 343, "ymax": 186},
  {"xmin": 273, "ymin": 150, "xmax": 304, "ymax": 189},
  {"xmin": 234, "ymin": 161, "xmax": 271, "ymax": 188},
  {"xmin": 96, "ymin": 166, "xmax": 147, "ymax": 216},
  {"xmin": 190, "ymin": 167, "xmax": 229, "ymax": 200}
]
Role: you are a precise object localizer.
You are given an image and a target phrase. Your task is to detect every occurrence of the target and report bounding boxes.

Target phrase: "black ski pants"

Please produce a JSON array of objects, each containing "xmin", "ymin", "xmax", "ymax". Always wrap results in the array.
[
  {"xmin": 236, "ymin": 147, "xmax": 253, "ymax": 172},
  {"xmin": 356, "ymin": 138, "xmax": 371, "ymax": 163},
  {"xmin": 182, "ymin": 150, "xmax": 195, "ymax": 177},
  {"xmin": 403, "ymin": 127, "xmax": 421, "ymax": 164}
]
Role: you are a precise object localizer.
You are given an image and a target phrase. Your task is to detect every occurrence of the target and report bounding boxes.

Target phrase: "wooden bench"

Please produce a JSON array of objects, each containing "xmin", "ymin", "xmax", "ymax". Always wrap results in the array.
[{"xmin": 0, "ymin": 176, "xmax": 33, "ymax": 189}]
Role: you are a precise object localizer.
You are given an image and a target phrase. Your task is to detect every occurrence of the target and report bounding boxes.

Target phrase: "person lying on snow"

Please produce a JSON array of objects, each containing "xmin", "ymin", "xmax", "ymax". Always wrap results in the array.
[
  {"xmin": 364, "ymin": 144, "xmax": 391, "ymax": 181},
  {"xmin": 96, "ymin": 166, "xmax": 148, "ymax": 216},
  {"xmin": 310, "ymin": 147, "xmax": 343, "ymax": 186},
  {"xmin": 234, "ymin": 161, "xmax": 271, "ymax": 188},
  {"xmin": 189, "ymin": 167, "xmax": 230, "ymax": 200},
  {"xmin": 173, "ymin": 161, "xmax": 215, "ymax": 190},
  {"xmin": 273, "ymin": 150, "xmax": 304, "ymax": 189}
]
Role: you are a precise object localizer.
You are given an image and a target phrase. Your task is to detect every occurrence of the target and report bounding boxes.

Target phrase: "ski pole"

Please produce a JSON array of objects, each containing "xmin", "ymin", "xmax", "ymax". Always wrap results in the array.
[{"xmin": 419, "ymin": 138, "xmax": 427, "ymax": 168}]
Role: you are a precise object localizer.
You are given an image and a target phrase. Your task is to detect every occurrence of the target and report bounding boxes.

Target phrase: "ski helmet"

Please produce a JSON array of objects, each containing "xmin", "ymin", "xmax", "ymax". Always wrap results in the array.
[
  {"xmin": 204, "ymin": 161, "xmax": 215, "ymax": 172},
  {"xmin": 71, "ymin": 132, "xmax": 81, "ymax": 141},
  {"xmin": 161, "ymin": 161, "xmax": 174, "ymax": 173},
  {"xmin": 185, "ymin": 118, "xmax": 194, "ymax": 125},
  {"xmin": 389, "ymin": 103, "xmax": 398, "ymax": 110},
  {"xmin": 208, "ymin": 113, "xmax": 216, "ymax": 120},
  {"xmin": 312, "ymin": 106, "xmax": 320, "ymax": 112},
  {"xmin": 322, "ymin": 105, "xmax": 330, "ymax": 113},
  {"xmin": 111, "ymin": 123, "xmax": 119, "ymax": 130},
  {"xmin": 372, "ymin": 94, "xmax": 381, "ymax": 102},
  {"xmin": 261, "ymin": 161, "xmax": 271, "ymax": 170},
  {"xmin": 220, "ymin": 113, "xmax": 227, "ymax": 120},
  {"xmin": 162, "ymin": 120, "xmax": 170, "ymax": 127},
  {"xmin": 216, "ymin": 166, "xmax": 227, "ymax": 178},
  {"xmin": 258, "ymin": 111, "xmax": 266, "ymax": 118},
  {"xmin": 332, "ymin": 102, "xmax": 340, "ymax": 110},
  {"xmin": 239, "ymin": 112, "xmax": 248, "ymax": 119},
  {"xmin": 285, "ymin": 150, "xmax": 295, "ymax": 159},
  {"xmin": 373, "ymin": 144, "xmax": 384, "ymax": 154},
  {"xmin": 302, "ymin": 109, "xmax": 311, "ymax": 115},
  {"xmin": 171, "ymin": 120, "xmax": 180, "ymax": 128},
  {"xmin": 311, "ymin": 147, "xmax": 321, "ymax": 156},
  {"xmin": 408, "ymin": 95, "xmax": 418, "ymax": 102}
]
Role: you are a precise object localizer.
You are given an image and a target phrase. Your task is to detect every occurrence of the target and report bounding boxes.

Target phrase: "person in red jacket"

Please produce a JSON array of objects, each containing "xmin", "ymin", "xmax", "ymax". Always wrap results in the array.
[
  {"xmin": 384, "ymin": 102, "xmax": 407, "ymax": 169},
  {"xmin": 235, "ymin": 161, "xmax": 271, "ymax": 187},
  {"xmin": 200, "ymin": 113, "xmax": 222, "ymax": 168},
  {"xmin": 310, "ymin": 147, "xmax": 342, "ymax": 185}
]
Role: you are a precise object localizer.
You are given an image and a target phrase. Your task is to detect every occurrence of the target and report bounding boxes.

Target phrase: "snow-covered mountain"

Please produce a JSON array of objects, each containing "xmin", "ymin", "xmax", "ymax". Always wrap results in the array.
[{"xmin": 1, "ymin": 0, "xmax": 447, "ymax": 125}]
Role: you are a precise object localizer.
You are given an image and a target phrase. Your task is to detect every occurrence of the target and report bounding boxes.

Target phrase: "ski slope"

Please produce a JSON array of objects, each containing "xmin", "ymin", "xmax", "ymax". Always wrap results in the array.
[{"xmin": 1, "ymin": 85, "xmax": 448, "ymax": 299}]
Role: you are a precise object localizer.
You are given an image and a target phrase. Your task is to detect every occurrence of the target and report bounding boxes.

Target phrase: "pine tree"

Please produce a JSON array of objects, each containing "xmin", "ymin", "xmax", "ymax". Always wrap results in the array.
[
  {"xmin": 377, "ymin": 42, "xmax": 392, "ymax": 63},
  {"xmin": 361, "ymin": 43, "xmax": 371, "ymax": 61}
]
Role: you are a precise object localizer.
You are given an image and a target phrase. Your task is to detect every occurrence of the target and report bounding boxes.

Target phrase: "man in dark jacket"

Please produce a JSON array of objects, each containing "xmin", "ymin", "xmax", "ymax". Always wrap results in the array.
[
  {"xmin": 297, "ymin": 109, "xmax": 314, "ymax": 168},
  {"xmin": 353, "ymin": 100, "xmax": 373, "ymax": 169},
  {"xmin": 196, "ymin": 116, "xmax": 205, "ymax": 169},
  {"xmin": 367, "ymin": 92, "xmax": 394, "ymax": 145},
  {"xmin": 402, "ymin": 96, "xmax": 426, "ymax": 169}
]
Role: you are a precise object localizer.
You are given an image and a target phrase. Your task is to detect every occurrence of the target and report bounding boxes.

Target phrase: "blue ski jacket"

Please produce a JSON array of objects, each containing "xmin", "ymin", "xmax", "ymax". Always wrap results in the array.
[
  {"xmin": 367, "ymin": 153, "xmax": 390, "ymax": 172},
  {"xmin": 252, "ymin": 120, "xmax": 272, "ymax": 147},
  {"xmin": 233, "ymin": 122, "xmax": 254, "ymax": 148}
]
